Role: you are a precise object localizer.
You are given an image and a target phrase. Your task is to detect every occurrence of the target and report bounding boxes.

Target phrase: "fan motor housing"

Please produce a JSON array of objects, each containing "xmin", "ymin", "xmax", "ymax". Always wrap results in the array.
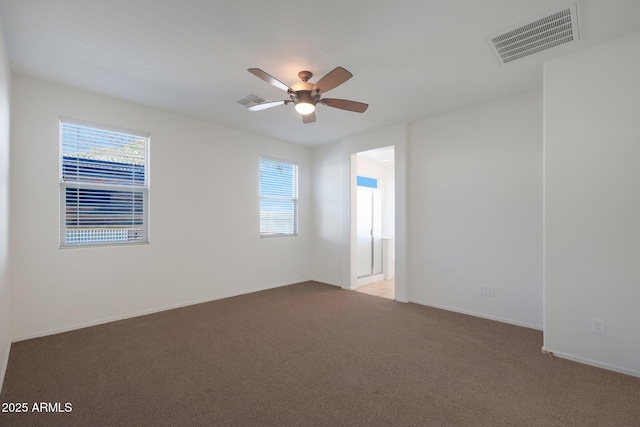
[
  {"xmin": 290, "ymin": 81, "xmax": 314, "ymax": 92},
  {"xmin": 290, "ymin": 81, "xmax": 319, "ymax": 106},
  {"xmin": 290, "ymin": 90, "xmax": 319, "ymax": 105}
]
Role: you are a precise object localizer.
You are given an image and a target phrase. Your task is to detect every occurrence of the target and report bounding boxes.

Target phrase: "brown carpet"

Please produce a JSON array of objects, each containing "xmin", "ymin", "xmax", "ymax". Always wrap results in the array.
[{"xmin": 1, "ymin": 281, "xmax": 639, "ymax": 426}]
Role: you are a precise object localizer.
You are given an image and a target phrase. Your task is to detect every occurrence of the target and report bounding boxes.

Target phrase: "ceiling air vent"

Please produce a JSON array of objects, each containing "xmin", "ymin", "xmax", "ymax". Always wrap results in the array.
[
  {"xmin": 237, "ymin": 93, "xmax": 273, "ymax": 108},
  {"xmin": 486, "ymin": 2, "xmax": 579, "ymax": 64}
]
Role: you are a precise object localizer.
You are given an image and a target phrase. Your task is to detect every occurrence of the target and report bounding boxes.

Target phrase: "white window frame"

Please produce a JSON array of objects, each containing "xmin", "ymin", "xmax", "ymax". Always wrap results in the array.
[
  {"xmin": 259, "ymin": 156, "xmax": 298, "ymax": 237},
  {"xmin": 59, "ymin": 117, "xmax": 150, "ymax": 248}
]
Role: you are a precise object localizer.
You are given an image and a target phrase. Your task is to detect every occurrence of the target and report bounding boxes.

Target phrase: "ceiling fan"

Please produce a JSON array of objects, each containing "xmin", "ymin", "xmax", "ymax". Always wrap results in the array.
[{"xmin": 246, "ymin": 66, "xmax": 368, "ymax": 124}]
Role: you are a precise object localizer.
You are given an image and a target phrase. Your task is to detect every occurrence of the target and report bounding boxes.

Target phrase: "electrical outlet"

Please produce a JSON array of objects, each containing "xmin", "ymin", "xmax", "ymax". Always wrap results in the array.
[
  {"xmin": 479, "ymin": 285, "xmax": 487, "ymax": 296},
  {"xmin": 591, "ymin": 318, "xmax": 606, "ymax": 335},
  {"xmin": 487, "ymin": 286, "xmax": 495, "ymax": 297}
]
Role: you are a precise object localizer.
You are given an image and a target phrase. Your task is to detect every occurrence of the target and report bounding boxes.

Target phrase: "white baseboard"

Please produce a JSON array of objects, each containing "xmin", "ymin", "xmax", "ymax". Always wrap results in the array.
[
  {"xmin": 12, "ymin": 278, "xmax": 310, "ymax": 342},
  {"xmin": 543, "ymin": 347, "xmax": 640, "ymax": 379},
  {"xmin": 310, "ymin": 278, "xmax": 342, "ymax": 288},
  {"xmin": 410, "ymin": 298, "xmax": 543, "ymax": 331}
]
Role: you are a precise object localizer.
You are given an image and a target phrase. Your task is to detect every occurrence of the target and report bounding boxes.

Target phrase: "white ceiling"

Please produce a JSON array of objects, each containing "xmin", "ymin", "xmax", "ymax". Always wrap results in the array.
[
  {"xmin": 1, "ymin": 0, "xmax": 639, "ymax": 146},
  {"xmin": 358, "ymin": 146, "xmax": 394, "ymax": 166}
]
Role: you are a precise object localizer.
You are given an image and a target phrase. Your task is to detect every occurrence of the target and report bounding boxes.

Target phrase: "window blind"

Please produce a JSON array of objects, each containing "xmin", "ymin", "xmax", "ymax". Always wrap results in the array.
[
  {"xmin": 259, "ymin": 156, "xmax": 298, "ymax": 236},
  {"xmin": 60, "ymin": 119, "xmax": 149, "ymax": 247}
]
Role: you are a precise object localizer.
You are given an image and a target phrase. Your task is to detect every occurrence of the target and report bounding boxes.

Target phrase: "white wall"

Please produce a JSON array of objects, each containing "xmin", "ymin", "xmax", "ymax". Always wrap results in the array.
[
  {"xmin": 544, "ymin": 32, "xmax": 640, "ymax": 377},
  {"xmin": 9, "ymin": 75, "xmax": 312, "ymax": 340},
  {"xmin": 408, "ymin": 91, "xmax": 544, "ymax": 329},
  {"xmin": 0, "ymin": 16, "xmax": 12, "ymax": 389},
  {"xmin": 382, "ymin": 159, "xmax": 395, "ymax": 240},
  {"xmin": 310, "ymin": 140, "xmax": 344, "ymax": 287}
]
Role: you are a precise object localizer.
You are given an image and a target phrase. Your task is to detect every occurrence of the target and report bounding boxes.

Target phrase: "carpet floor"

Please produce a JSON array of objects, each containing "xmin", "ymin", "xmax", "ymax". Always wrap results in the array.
[{"xmin": 1, "ymin": 281, "xmax": 639, "ymax": 426}]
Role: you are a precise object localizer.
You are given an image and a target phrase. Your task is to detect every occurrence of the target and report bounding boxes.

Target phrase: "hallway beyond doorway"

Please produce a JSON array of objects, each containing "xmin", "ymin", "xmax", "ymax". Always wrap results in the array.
[{"xmin": 355, "ymin": 279, "xmax": 394, "ymax": 300}]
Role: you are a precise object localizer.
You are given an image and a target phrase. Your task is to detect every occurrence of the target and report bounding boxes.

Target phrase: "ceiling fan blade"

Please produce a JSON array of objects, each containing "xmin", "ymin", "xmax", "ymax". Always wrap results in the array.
[
  {"xmin": 302, "ymin": 111, "xmax": 316, "ymax": 124},
  {"xmin": 313, "ymin": 67, "xmax": 353, "ymax": 94},
  {"xmin": 247, "ymin": 100, "xmax": 289, "ymax": 111},
  {"xmin": 248, "ymin": 68, "xmax": 291, "ymax": 92},
  {"xmin": 320, "ymin": 98, "xmax": 368, "ymax": 113}
]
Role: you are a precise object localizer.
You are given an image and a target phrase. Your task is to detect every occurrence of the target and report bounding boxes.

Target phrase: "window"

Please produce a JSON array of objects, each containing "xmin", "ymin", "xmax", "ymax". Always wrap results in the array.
[
  {"xmin": 357, "ymin": 175, "xmax": 378, "ymax": 189},
  {"xmin": 60, "ymin": 119, "xmax": 149, "ymax": 247},
  {"xmin": 260, "ymin": 156, "xmax": 298, "ymax": 236}
]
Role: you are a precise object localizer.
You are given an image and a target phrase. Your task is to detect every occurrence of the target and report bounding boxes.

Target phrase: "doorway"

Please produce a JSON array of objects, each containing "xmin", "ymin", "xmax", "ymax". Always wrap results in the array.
[{"xmin": 353, "ymin": 146, "xmax": 395, "ymax": 297}]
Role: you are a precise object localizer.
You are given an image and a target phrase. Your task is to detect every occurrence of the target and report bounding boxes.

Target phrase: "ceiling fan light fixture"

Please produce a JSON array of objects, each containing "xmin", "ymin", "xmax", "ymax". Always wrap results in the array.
[
  {"xmin": 295, "ymin": 102, "xmax": 315, "ymax": 115},
  {"xmin": 246, "ymin": 67, "xmax": 368, "ymax": 123}
]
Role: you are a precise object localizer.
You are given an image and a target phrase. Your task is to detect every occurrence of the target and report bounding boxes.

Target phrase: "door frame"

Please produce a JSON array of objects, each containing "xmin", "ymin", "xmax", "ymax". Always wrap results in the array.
[{"xmin": 342, "ymin": 132, "xmax": 408, "ymax": 303}]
